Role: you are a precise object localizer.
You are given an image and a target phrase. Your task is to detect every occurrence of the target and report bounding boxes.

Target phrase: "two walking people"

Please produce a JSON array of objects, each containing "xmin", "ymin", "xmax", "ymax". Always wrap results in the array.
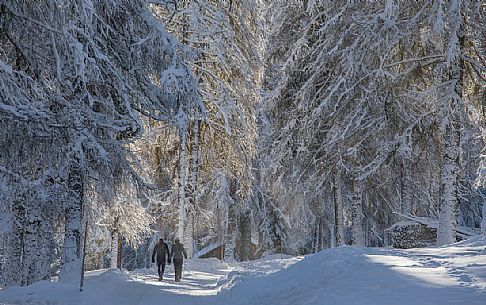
[{"xmin": 152, "ymin": 237, "xmax": 188, "ymax": 282}]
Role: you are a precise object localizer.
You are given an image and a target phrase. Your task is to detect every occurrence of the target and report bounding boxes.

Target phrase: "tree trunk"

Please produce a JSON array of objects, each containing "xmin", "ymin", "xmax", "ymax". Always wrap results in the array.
[
  {"xmin": 313, "ymin": 220, "xmax": 319, "ymax": 253},
  {"xmin": 224, "ymin": 179, "xmax": 238, "ymax": 261},
  {"xmin": 23, "ymin": 202, "xmax": 51, "ymax": 286},
  {"xmin": 237, "ymin": 208, "xmax": 252, "ymax": 261},
  {"xmin": 110, "ymin": 230, "xmax": 118, "ymax": 270},
  {"xmin": 217, "ymin": 174, "xmax": 230, "ymax": 261},
  {"xmin": 60, "ymin": 163, "xmax": 84, "ymax": 283},
  {"xmin": 333, "ymin": 169, "xmax": 345, "ymax": 246},
  {"xmin": 320, "ymin": 217, "xmax": 325, "ymax": 251},
  {"xmin": 185, "ymin": 119, "xmax": 201, "ymax": 258},
  {"xmin": 351, "ymin": 179, "xmax": 365, "ymax": 247},
  {"xmin": 188, "ymin": 120, "xmax": 201, "ymax": 203},
  {"xmin": 437, "ymin": 16, "xmax": 465, "ymax": 246},
  {"xmin": 437, "ymin": 118, "xmax": 461, "ymax": 245},
  {"xmin": 316, "ymin": 218, "xmax": 323, "ymax": 252},
  {"xmin": 401, "ymin": 156, "xmax": 413, "ymax": 215},
  {"xmin": 178, "ymin": 129, "xmax": 187, "ymax": 242},
  {"xmin": 3, "ymin": 193, "xmax": 25, "ymax": 287},
  {"xmin": 481, "ymin": 202, "xmax": 486, "ymax": 235},
  {"xmin": 183, "ymin": 207, "xmax": 194, "ymax": 258},
  {"xmin": 224, "ymin": 213, "xmax": 237, "ymax": 262},
  {"xmin": 219, "ymin": 206, "xmax": 230, "ymax": 260},
  {"xmin": 329, "ymin": 216, "xmax": 336, "ymax": 249}
]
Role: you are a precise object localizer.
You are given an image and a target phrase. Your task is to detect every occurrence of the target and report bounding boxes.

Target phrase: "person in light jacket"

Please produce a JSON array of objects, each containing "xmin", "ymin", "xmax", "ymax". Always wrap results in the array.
[{"xmin": 170, "ymin": 237, "xmax": 187, "ymax": 282}]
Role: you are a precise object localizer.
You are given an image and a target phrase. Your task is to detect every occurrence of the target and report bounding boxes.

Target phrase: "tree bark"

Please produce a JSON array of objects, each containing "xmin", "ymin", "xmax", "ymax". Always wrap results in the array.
[
  {"xmin": 3, "ymin": 193, "xmax": 25, "ymax": 287},
  {"xmin": 401, "ymin": 156, "xmax": 413, "ymax": 215},
  {"xmin": 224, "ymin": 179, "xmax": 238, "ymax": 261},
  {"xmin": 437, "ymin": 15, "xmax": 465, "ymax": 246},
  {"xmin": 183, "ymin": 208, "xmax": 194, "ymax": 258},
  {"xmin": 237, "ymin": 208, "xmax": 252, "ymax": 261},
  {"xmin": 185, "ymin": 119, "xmax": 202, "ymax": 258},
  {"xmin": 330, "ymin": 200, "xmax": 336, "ymax": 249},
  {"xmin": 60, "ymin": 162, "xmax": 84, "ymax": 283},
  {"xmin": 437, "ymin": 117, "xmax": 461, "ymax": 245},
  {"xmin": 22, "ymin": 202, "xmax": 51, "ymax": 285},
  {"xmin": 481, "ymin": 202, "xmax": 486, "ymax": 235},
  {"xmin": 177, "ymin": 128, "xmax": 188, "ymax": 243},
  {"xmin": 333, "ymin": 169, "xmax": 345, "ymax": 246},
  {"xmin": 351, "ymin": 178, "xmax": 365, "ymax": 247},
  {"xmin": 110, "ymin": 230, "xmax": 118, "ymax": 270}
]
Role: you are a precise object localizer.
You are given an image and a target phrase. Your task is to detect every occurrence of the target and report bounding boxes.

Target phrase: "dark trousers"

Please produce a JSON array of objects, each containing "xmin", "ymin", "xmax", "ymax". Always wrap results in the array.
[
  {"xmin": 173, "ymin": 259, "xmax": 183, "ymax": 282},
  {"xmin": 157, "ymin": 262, "xmax": 166, "ymax": 279}
]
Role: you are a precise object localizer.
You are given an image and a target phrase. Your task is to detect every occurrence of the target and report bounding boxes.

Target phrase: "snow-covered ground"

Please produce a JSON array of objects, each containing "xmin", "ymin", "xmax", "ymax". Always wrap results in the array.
[{"xmin": 1, "ymin": 236, "xmax": 485, "ymax": 305}]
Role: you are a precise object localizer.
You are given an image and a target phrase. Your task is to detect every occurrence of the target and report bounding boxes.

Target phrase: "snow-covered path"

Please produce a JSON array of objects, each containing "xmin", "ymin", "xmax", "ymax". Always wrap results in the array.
[{"xmin": 1, "ymin": 237, "xmax": 485, "ymax": 305}]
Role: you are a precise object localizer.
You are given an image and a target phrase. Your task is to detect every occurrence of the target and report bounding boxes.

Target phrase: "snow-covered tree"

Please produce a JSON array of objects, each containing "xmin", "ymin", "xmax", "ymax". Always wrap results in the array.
[
  {"xmin": 0, "ymin": 0, "xmax": 198, "ymax": 285},
  {"xmin": 261, "ymin": 0, "xmax": 485, "ymax": 252},
  {"xmin": 148, "ymin": 0, "xmax": 264, "ymax": 259}
]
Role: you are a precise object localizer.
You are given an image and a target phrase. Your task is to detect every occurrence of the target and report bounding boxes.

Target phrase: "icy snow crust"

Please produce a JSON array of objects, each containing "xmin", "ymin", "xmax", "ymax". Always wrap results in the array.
[{"xmin": 1, "ymin": 237, "xmax": 485, "ymax": 305}]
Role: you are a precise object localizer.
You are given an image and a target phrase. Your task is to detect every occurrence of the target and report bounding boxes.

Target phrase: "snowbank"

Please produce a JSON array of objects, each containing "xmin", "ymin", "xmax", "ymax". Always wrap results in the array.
[
  {"xmin": 1, "ymin": 238, "xmax": 484, "ymax": 305},
  {"xmin": 452, "ymin": 234, "xmax": 486, "ymax": 247},
  {"xmin": 217, "ymin": 241, "xmax": 486, "ymax": 305}
]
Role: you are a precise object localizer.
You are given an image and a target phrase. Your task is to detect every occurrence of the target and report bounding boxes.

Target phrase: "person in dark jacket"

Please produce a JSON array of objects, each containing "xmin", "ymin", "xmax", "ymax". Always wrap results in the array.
[
  {"xmin": 170, "ymin": 237, "xmax": 187, "ymax": 282},
  {"xmin": 152, "ymin": 238, "xmax": 170, "ymax": 281}
]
